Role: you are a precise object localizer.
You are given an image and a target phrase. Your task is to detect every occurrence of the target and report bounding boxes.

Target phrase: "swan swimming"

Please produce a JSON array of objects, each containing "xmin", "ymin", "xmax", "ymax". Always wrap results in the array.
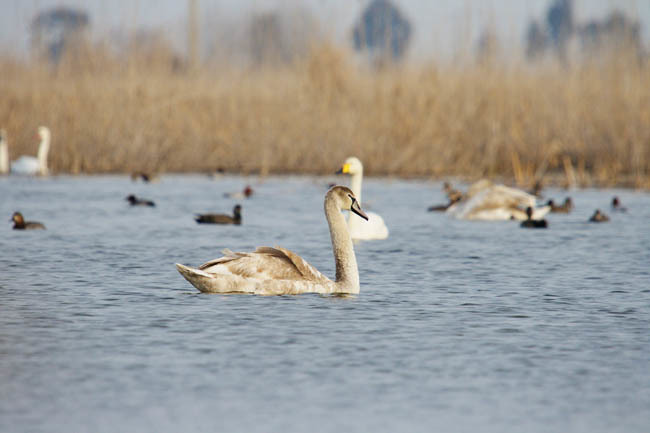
[
  {"xmin": 446, "ymin": 179, "xmax": 550, "ymax": 221},
  {"xmin": 336, "ymin": 156, "xmax": 389, "ymax": 240},
  {"xmin": 176, "ymin": 186, "xmax": 368, "ymax": 295},
  {"xmin": 0, "ymin": 129, "xmax": 8, "ymax": 174},
  {"xmin": 10, "ymin": 126, "xmax": 50, "ymax": 176}
]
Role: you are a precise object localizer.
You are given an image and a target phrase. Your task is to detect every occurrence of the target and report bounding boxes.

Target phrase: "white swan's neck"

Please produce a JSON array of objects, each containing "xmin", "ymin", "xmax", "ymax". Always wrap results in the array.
[
  {"xmin": 37, "ymin": 134, "xmax": 49, "ymax": 176},
  {"xmin": 0, "ymin": 138, "xmax": 8, "ymax": 174},
  {"xmin": 325, "ymin": 197, "xmax": 360, "ymax": 293},
  {"xmin": 349, "ymin": 170, "xmax": 363, "ymax": 205}
]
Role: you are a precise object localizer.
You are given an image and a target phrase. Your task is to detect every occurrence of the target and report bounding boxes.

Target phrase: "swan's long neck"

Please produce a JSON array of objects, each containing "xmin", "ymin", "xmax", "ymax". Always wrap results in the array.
[
  {"xmin": 349, "ymin": 170, "xmax": 363, "ymax": 205},
  {"xmin": 37, "ymin": 134, "xmax": 49, "ymax": 176},
  {"xmin": 347, "ymin": 170, "xmax": 364, "ymax": 235},
  {"xmin": 0, "ymin": 138, "xmax": 8, "ymax": 174},
  {"xmin": 325, "ymin": 198, "xmax": 360, "ymax": 293}
]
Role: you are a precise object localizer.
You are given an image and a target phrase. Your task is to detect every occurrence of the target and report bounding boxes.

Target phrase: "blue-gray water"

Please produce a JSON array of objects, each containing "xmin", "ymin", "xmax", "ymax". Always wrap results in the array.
[{"xmin": 1, "ymin": 175, "xmax": 649, "ymax": 433}]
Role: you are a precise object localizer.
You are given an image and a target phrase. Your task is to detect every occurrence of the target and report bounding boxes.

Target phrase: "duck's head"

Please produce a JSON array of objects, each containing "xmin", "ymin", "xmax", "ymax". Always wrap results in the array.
[
  {"xmin": 526, "ymin": 206, "xmax": 533, "ymax": 219},
  {"xmin": 327, "ymin": 186, "xmax": 368, "ymax": 220},
  {"xmin": 336, "ymin": 157, "xmax": 363, "ymax": 175},
  {"xmin": 612, "ymin": 197, "xmax": 620, "ymax": 207},
  {"xmin": 233, "ymin": 204, "xmax": 242, "ymax": 215},
  {"xmin": 125, "ymin": 194, "xmax": 137, "ymax": 203},
  {"xmin": 565, "ymin": 197, "xmax": 573, "ymax": 206},
  {"xmin": 11, "ymin": 212, "xmax": 24, "ymax": 224},
  {"xmin": 244, "ymin": 185, "xmax": 253, "ymax": 197},
  {"xmin": 546, "ymin": 199, "xmax": 555, "ymax": 207}
]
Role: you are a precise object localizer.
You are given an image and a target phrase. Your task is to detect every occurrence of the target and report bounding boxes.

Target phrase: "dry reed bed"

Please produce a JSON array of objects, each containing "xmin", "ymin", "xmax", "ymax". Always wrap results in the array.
[{"xmin": 1, "ymin": 46, "xmax": 649, "ymax": 188}]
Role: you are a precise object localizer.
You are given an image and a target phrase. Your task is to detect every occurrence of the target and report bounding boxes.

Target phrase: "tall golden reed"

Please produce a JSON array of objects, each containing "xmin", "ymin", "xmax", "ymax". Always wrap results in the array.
[{"xmin": 1, "ymin": 43, "xmax": 648, "ymax": 188}]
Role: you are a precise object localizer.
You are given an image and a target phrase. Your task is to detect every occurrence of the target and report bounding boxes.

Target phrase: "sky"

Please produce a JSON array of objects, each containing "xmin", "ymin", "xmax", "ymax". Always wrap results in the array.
[{"xmin": 1, "ymin": 0, "xmax": 648, "ymax": 61}]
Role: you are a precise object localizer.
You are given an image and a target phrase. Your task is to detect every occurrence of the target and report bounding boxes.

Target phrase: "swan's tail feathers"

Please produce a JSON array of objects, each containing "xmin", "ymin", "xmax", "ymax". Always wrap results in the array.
[{"xmin": 175, "ymin": 263, "xmax": 254, "ymax": 294}]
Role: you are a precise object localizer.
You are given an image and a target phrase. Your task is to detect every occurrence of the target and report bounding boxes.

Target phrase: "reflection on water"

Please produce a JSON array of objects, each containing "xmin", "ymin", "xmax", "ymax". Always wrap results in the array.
[{"xmin": 1, "ymin": 175, "xmax": 649, "ymax": 433}]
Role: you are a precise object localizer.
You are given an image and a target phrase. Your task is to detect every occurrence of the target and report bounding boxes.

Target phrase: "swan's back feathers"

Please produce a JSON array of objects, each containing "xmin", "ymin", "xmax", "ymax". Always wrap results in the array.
[
  {"xmin": 269, "ymin": 246, "xmax": 330, "ymax": 282},
  {"xmin": 198, "ymin": 247, "xmax": 330, "ymax": 283},
  {"xmin": 10, "ymin": 156, "xmax": 40, "ymax": 175},
  {"xmin": 452, "ymin": 184, "xmax": 539, "ymax": 220}
]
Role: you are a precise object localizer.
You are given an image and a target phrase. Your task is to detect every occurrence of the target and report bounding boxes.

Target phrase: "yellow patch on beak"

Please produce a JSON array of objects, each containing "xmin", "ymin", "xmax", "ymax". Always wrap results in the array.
[{"xmin": 341, "ymin": 163, "xmax": 350, "ymax": 174}]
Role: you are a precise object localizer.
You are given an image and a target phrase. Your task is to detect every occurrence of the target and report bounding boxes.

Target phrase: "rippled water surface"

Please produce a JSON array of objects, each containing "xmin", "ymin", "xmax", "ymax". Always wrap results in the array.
[{"xmin": 1, "ymin": 175, "xmax": 649, "ymax": 433}]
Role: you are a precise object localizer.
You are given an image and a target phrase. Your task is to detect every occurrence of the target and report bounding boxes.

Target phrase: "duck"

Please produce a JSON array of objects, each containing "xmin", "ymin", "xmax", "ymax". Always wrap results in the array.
[
  {"xmin": 125, "ymin": 194, "xmax": 155, "ymax": 207},
  {"xmin": 589, "ymin": 209, "xmax": 610, "ymax": 223},
  {"xmin": 176, "ymin": 186, "xmax": 368, "ymax": 295},
  {"xmin": 428, "ymin": 181, "xmax": 463, "ymax": 212},
  {"xmin": 546, "ymin": 197, "xmax": 573, "ymax": 213},
  {"xmin": 611, "ymin": 197, "xmax": 627, "ymax": 212},
  {"xmin": 443, "ymin": 181, "xmax": 464, "ymax": 201},
  {"xmin": 448, "ymin": 179, "xmax": 550, "ymax": 221},
  {"xmin": 11, "ymin": 212, "xmax": 46, "ymax": 230},
  {"xmin": 520, "ymin": 206, "xmax": 548, "ymax": 228},
  {"xmin": 10, "ymin": 126, "xmax": 50, "ymax": 176},
  {"xmin": 428, "ymin": 194, "xmax": 462, "ymax": 212},
  {"xmin": 224, "ymin": 185, "xmax": 254, "ymax": 199},
  {"xmin": 0, "ymin": 129, "xmax": 8, "ymax": 174},
  {"xmin": 208, "ymin": 167, "xmax": 226, "ymax": 180},
  {"xmin": 336, "ymin": 156, "xmax": 389, "ymax": 240},
  {"xmin": 130, "ymin": 172, "xmax": 159, "ymax": 183},
  {"xmin": 195, "ymin": 205, "xmax": 242, "ymax": 225}
]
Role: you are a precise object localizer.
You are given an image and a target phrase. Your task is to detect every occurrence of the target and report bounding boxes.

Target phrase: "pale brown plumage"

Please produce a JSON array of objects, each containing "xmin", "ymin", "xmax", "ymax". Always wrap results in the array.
[{"xmin": 176, "ymin": 186, "xmax": 368, "ymax": 295}]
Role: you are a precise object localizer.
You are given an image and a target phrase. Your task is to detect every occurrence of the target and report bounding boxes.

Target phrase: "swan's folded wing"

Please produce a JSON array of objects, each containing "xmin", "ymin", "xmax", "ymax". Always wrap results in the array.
[
  {"xmin": 197, "ymin": 247, "xmax": 329, "ymax": 282},
  {"xmin": 490, "ymin": 185, "xmax": 537, "ymax": 207},
  {"xmin": 259, "ymin": 246, "xmax": 330, "ymax": 283},
  {"xmin": 198, "ymin": 249, "xmax": 245, "ymax": 269}
]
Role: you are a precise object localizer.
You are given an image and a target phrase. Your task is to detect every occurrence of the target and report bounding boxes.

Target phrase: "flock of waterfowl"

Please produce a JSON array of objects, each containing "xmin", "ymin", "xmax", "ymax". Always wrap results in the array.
[
  {"xmin": 427, "ymin": 178, "xmax": 622, "ymax": 228},
  {"xmin": 4, "ymin": 127, "xmax": 629, "ymax": 295}
]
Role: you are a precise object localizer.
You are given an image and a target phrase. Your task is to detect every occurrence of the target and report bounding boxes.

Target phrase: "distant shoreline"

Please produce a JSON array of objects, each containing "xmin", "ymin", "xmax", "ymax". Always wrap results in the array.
[{"xmin": 1, "ymin": 45, "xmax": 648, "ymax": 190}]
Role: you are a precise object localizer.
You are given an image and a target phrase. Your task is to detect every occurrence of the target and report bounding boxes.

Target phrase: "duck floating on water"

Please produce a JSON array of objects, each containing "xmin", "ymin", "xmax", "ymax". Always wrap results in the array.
[
  {"xmin": 589, "ymin": 209, "xmax": 609, "ymax": 223},
  {"xmin": 130, "ymin": 172, "xmax": 159, "ymax": 183},
  {"xmin": 520, "ymin": 206, "xmax": 548, "ymax": 229},
  {"xmin": 428, "ymin": 194, "xmax": 462, "ymax": 212},
  {"xmin": 176, "ymin": 186, "xmax": 368, "ymax": 295},
  {"xmin": 224, "ymin": 185, "xmax": 254, "ymax": 199},
  {"xmin": 611, "ymin": 197, "xmax": 627, "ymax": 212},
  {"xmin": 11, "ymin": 212, "xmax": 45, "ymax": 230},
  {"xmin": 547, "ymin": 197, "xmax": 573, "ymax": 213},
  {"xmin": 195, "ymin": 205, "xmax": 242, "ymax": 225},
  {"xmin": 125, "ymin": 195, "xmax": 155, "ymax": 207}
]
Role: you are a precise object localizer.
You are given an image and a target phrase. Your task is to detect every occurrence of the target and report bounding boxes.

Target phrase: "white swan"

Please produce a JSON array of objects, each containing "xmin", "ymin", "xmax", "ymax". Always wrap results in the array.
[
  {"xmin": 10, "ymin": 126, "xmax": 50, "ymax": 176},
  {"xmin": 176, "ymin": 186, "xmax": 369, "ymax": 295},
  {"xmin": 0, "ymin": 129, "xmax": 8, "ymax": 174},
  {"xmin": 447, "ymin": 179, "xmax": 550, "ymax": 221},
  {"xmin": 336, "ymin": 157, "xmax": 389, "ymax": 240}
]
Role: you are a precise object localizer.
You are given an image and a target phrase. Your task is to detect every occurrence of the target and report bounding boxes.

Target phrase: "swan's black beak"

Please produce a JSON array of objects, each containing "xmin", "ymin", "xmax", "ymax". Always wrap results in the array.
[{"xmin": 350, "ymin": 197, "xmax": 369, "ymax": 221}]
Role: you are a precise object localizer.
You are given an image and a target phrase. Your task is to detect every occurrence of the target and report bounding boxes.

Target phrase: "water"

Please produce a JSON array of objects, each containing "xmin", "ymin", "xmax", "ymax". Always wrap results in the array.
[{"xmin": 1, "ymin": 175, "xmax": 649, "ymax": 433}]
